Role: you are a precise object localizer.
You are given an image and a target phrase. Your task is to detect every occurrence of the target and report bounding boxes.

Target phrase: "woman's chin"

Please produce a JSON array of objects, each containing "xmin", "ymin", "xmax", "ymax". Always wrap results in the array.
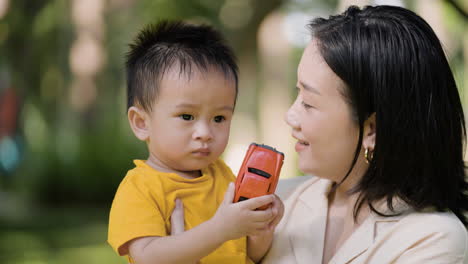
[{"xmin": 298, "ymin": 163, "xmax": 316, "ymax": 176}]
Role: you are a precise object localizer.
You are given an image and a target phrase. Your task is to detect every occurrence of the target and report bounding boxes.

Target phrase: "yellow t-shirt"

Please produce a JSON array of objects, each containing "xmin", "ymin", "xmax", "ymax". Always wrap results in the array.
[{"xmin": 108, "ymin": 159, "xmax": 253, "ymax": 264}]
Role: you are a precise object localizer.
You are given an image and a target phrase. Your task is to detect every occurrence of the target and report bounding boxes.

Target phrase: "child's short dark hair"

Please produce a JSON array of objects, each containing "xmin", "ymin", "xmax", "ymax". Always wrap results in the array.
[{"xmin": 126, "ymin": 20, "xmax": 239, "ymax": 111}]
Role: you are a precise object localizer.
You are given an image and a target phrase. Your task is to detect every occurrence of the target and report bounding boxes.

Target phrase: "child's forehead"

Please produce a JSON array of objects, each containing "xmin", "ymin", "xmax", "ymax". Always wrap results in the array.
[
  {"xmin": 150, "ymin": 63, "xmax": 237, "ymax": 108},
  {"xmin": 156, "ymin": 64, "xmax": 237, "ymax": 100},
  {"xmin": 161, "ymin": 63, "xmax": 234, "ymax": 83}
]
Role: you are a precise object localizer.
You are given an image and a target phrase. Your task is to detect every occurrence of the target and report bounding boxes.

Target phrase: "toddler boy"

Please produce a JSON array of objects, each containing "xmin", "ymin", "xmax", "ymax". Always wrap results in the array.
[{"xmin": 107, "ymin": 21, "xmax": 283, "ymax": 264}]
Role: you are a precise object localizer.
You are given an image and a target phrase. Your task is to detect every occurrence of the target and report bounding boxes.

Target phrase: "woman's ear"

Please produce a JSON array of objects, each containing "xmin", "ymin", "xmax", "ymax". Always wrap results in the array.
[
  {"xmin": 128, "ymin": 106, "xmax": 150, "ymax": 141},
  {"xmin": 363, "ymin": 112, "xmax": 376, "ymax": 151}
]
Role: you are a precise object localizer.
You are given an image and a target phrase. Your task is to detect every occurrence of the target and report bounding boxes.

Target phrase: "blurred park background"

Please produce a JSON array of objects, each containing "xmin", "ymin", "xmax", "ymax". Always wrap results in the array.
[{"xmin": 0, "ymin": 0, "xmax": 466, "ymax": 263}]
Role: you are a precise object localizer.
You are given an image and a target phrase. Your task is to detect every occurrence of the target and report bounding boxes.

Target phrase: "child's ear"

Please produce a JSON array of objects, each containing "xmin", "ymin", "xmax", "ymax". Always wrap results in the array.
[
  {"xmin": 363, "ymin": 112, "xmax": 376, "ymax": 151},
  {"xmin": 128, "ymin": 106, "xmax": 150, "ymax": 141}
]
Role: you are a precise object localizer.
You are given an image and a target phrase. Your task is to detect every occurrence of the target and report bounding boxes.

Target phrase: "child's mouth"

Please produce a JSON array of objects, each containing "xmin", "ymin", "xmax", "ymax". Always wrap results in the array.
[{"xmin": 193, "ymin": 148, "xmax": 211, "ymax": 156}]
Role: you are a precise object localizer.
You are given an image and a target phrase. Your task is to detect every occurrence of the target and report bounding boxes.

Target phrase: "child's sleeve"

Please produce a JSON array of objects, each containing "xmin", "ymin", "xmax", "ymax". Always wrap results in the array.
[{"xmin": 107, "ymin": 178, "xmax": 167, "ymax": 256}]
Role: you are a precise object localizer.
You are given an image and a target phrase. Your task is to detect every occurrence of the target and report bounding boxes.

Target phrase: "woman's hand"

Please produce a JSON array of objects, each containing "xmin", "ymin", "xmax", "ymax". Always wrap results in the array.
[{"xmin": 247, "ymin": 194, "xmax": 284, "ymax": 262}]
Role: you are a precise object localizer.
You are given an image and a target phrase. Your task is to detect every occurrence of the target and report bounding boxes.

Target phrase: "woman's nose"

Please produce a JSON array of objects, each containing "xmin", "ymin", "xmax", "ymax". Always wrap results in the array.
[{"xmin": 285, "ymin": 106, "xmax": 300, "ymax": 130}]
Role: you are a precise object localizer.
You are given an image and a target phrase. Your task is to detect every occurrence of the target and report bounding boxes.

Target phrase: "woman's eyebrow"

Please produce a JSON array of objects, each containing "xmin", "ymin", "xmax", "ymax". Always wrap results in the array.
[{"xmin": 299, "ymin": 81, "xmax": 321, "ymax": 95}]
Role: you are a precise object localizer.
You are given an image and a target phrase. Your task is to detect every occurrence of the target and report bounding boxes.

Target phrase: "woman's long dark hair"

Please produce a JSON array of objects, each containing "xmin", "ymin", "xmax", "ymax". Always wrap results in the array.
[{"xmin": 309, "ymin": 5, "xmax": 468, "ymax": 225}]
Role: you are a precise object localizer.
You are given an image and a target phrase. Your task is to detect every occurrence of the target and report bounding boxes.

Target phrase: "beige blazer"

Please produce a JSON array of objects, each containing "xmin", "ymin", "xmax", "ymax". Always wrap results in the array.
[{"xmin": 262, "ymin": 177, "xmax": 468, "ymax": 264}]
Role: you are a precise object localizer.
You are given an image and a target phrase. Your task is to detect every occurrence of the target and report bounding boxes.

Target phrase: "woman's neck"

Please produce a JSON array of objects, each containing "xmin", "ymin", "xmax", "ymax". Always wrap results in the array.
[
  {"xmin": 328, "ymin": 182, "xmax": 369, "ymax": 224},
  {"xmin": 330, "ymin": 159, "xmax": 368, "ymax": 206}
]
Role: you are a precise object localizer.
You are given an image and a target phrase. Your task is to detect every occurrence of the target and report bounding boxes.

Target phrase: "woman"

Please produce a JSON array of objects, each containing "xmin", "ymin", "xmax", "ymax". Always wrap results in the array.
[{"xmin": 262, "ymin": 5, "xmax": 468, "ymax": 264}]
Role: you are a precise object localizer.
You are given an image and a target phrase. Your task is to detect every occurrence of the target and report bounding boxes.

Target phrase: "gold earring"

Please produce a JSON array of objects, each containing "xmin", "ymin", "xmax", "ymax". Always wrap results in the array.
[{"xmin": 364, "ymin": 148, "xmax": 373, "ymax": 164}]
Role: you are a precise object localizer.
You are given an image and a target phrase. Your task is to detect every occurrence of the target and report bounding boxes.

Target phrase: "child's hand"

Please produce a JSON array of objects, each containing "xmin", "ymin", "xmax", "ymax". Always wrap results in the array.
[
  {"xmin": 170, "ymin": 198, "xmax": 185, "ymax": 235},
  {"xmin": 210, "ymin": 182, "xmax": 277, "ymax": 241}
]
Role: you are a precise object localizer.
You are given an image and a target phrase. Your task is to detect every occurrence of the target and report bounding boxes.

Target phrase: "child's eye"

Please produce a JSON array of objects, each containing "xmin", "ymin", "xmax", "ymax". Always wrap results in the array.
[
  {"xmin": 214, "ymin": 116, "xmax": 225, "ymax": 123},
  {"xmin": 180, "ymin": 114, "xmax": 194, "ymax": 121},
  {"xmin": 301, "ymin": 101, "xmax": 313, "ymax": 109}
]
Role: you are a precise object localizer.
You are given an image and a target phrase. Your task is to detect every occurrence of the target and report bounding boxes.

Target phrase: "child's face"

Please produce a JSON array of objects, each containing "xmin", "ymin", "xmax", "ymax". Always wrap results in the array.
[{"xmin": 145, "ymin": 67, "xmax": 236, "ymax": 174}]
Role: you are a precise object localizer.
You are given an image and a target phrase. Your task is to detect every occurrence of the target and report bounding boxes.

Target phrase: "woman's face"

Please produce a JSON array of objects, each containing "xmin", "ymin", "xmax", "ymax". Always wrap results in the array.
[{"xmin": 285, "ymin": 40, "xmax": 361, "ymax": 182}]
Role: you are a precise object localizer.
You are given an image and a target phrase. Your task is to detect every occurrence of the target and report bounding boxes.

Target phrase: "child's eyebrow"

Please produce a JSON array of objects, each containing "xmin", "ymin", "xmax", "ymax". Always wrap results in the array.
[
  {"xmin": 175, "ymin": 103, "xmax": 198, "ymax": 109},
  {"xmin": 217, "ymin": 106, "xmax": 234, "ymax": 112},
  {"xmin": 175, "ymin": 103, "xmax": 234, "ymax": 112}
]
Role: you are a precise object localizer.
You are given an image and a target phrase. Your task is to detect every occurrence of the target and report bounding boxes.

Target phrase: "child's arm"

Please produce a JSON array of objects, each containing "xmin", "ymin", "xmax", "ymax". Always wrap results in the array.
[
  {"xmin": 127, "ymin": 183, "xmax": 276, "ymax": 264},
  {"xmin": 247, "ymin": 195, "xmax": 284, "ymax": 263}
]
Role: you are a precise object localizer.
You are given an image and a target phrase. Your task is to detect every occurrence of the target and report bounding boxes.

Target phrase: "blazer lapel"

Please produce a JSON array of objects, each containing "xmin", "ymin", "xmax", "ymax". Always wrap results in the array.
[
  {"xmin": 328, "ymin": 215, "xmax": 375, "ymax": 264},
  {"xmin": 289, "ymin": 179, "xmax": 332, "ymax": 264},
  {"xmin": 328, "ymin": 200, "xmax": 410, "ymax": 264}
]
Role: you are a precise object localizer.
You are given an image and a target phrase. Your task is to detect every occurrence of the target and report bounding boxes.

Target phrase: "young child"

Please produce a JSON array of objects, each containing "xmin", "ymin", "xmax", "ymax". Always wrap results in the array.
[{"xmin": 107, "ymin": 21, "xmax": 284, "ymax": 264}]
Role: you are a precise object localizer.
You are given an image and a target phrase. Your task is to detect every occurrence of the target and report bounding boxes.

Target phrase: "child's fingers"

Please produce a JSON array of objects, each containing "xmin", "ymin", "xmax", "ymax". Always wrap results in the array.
[
  {"xmin": 241, "ymin": 194, "xmax": 275, "ymax": 210},
  {"xmin": 170, "ymin": 199, "xmax": 185, "ymax": 235},
  {"xmin": 223, "ymin": 182, "xmax": 235, "ymax": 205}
]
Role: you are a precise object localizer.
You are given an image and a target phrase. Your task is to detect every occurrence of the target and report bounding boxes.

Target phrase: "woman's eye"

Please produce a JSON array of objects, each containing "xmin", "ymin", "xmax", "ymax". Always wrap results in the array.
[
  {"xmin": 214, "ymin": 116, "xmax": 225, "ymax": 123},
  {"xmin": 301, "ymin": 101, "xmax": 313, "ymax": 109},
  {"xmin": 180, "ymin": 114, "xmax": 194, "ymax": 121}
]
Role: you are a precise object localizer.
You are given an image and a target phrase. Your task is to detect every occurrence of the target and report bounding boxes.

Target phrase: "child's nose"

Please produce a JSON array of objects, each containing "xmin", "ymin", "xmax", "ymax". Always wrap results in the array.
[{"xmin": 193, "ymin": 122, "xmax": 213, "ymax": 142}]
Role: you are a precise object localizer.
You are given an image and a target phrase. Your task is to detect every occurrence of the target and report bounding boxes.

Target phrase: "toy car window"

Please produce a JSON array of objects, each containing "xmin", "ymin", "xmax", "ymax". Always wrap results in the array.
[{"xmin": 247, "ymin": 167, "xmax": 271, "ymax": 178}]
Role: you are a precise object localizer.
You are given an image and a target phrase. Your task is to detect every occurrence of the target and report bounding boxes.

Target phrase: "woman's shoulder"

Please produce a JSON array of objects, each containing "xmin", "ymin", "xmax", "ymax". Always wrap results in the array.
[
  {"xmin": 371, "ymin": 210, "xmax": 468, "ymax": 262},
  {"xmin": 374, "ymin": 199, "xmax": 467, "ymax": 243},
  {"xmin": 398, "ymin": 210, "xmax": 467, "ymax": 238}
]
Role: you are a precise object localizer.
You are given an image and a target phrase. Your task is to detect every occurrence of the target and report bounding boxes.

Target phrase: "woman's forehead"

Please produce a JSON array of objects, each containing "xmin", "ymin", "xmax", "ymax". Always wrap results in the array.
[{"xmin": 297, "ymin": 41, "xmax": 344, "ymax": 96}]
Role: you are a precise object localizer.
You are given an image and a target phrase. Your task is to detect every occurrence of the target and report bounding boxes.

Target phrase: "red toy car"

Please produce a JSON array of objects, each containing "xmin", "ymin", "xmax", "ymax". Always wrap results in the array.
[{"xmin": 233, "ymin": 143, "xmax": 284, "ymax": 210}]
